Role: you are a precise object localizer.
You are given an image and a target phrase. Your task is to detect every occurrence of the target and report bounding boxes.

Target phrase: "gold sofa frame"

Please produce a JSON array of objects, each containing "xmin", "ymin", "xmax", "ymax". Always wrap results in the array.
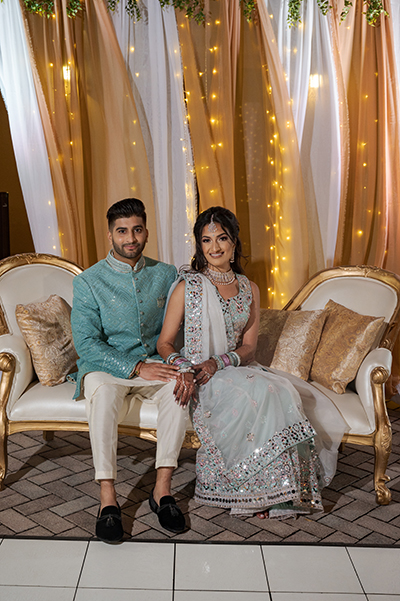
[
  {"xmin": 284, "ymin": 265, "xmax": 400, "ymax": 505},
  {"xmin": 0, "ymin": 253, "xmax": 199, "ymax": 486}
]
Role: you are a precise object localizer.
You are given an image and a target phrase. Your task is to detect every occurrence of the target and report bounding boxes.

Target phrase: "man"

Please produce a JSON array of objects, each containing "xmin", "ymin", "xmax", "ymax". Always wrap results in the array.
[{"xmin": 71, "ymin": 198, "xmax": 192, "ymax": 543}]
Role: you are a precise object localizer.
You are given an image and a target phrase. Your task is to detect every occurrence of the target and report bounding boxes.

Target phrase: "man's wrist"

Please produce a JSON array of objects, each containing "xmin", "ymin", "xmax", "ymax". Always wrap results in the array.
[{"xmin": 129, "ymin": 361, "xmax": 143, "ymax": 379}]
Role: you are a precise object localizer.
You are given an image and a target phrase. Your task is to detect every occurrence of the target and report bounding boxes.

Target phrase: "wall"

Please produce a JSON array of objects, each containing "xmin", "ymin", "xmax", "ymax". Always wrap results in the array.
[{"xmin": 0, "ymin": 93, "xmax": 34, "ymax": 255}]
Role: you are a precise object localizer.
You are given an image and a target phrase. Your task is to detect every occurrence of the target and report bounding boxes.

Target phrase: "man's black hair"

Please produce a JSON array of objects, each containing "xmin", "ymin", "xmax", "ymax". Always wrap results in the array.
[{"xmin": 107, "ymin": 198, "xmax": 147, "ymax": 230}]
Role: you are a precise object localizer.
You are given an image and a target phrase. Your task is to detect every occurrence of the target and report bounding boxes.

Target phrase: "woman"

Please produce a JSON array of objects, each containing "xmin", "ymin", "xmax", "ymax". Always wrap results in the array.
[{"xmin": 157, "ymin": 207, "xmax": 346, "ymax": 518}]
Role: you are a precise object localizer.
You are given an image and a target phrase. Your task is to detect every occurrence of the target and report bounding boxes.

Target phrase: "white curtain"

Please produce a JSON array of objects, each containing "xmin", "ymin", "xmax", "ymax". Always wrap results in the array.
[
  {"xmin": 0, "ymin": 1, "xmax": 60, "ymax": 255},
  {"xmin": 110, "ymin": 2, "xmax": 197, "ymax": 268},
  {"xmin": 265, "ymin": 0, "xmax": 342, "ymax": 270},
  {"xmin": 390, "ymin": 0, "xmax": 400, "ymax": 104}
]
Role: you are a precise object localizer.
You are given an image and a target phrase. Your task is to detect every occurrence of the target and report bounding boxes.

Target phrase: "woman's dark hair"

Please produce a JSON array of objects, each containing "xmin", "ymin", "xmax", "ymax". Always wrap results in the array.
[
  {"xmin": 191, "ymin": 206, "xmax": 244, "ymax": 274},
  {"xmin": 107, "ymin": 198, "xmax": 147, "ymax": 230}
]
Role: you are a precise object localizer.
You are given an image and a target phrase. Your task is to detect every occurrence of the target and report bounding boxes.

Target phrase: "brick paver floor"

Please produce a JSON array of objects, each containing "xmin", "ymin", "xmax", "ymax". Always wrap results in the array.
[{"xmin": 1, "ymin": 405, "xmax": 400, "ymax": 544}]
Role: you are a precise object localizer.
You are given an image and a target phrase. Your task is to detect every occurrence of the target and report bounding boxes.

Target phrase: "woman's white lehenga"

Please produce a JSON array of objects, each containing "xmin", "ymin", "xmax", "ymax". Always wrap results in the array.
[{"xmin": 178, "ymin": 271, "xmax": 348, "ymax": 519}]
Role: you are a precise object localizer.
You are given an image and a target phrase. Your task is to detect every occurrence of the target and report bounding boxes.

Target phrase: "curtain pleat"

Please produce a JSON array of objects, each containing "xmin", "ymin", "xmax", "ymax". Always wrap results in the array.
[
  {"xmin": 265, "ymin": 0, "xmax": 345, "ymax": 271},
  {"xmin": 0, "ymin": 0, "xmax": 60, "ymax": 255},
  {"xmin": 22, "ymin": 0, "xmax": 157, "ymax": 267},
  {"xmin": 110, "ymin": 1, "xmax": 196, "ymax": 267},
  {"xmin": 177, "ymin": 0, "xmax": 239, "ymax": 214},
  {"xmin": 334, "ymin": 0, "xmax": 400, "ymax": 274}
]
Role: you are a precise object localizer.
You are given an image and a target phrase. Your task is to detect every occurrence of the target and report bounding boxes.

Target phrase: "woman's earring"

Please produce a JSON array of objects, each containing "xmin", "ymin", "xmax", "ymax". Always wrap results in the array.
[{"xmin": 230, "ymin": 249, "xmax": 235, "ymax": 263}]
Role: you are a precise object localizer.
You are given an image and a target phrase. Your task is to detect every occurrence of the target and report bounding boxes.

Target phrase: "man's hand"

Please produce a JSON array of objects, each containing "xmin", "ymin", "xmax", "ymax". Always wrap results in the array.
[
  {"xmin": 173, "ymin": 372, "xmax": 195, "ymax": 408},
  {"xmin": 138, "ymin": 362, "xmax": 179, "ymax": 382},
  {"xmin": 194, "ymin": 358, "xmax": 218, "ymax": 386}
]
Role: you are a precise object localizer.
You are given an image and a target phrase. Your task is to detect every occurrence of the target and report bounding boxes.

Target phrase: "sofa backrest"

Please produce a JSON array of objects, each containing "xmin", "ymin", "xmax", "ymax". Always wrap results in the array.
[{"xmin": 0, "ymin": 255, "xmax": 82, "ymax": 339}]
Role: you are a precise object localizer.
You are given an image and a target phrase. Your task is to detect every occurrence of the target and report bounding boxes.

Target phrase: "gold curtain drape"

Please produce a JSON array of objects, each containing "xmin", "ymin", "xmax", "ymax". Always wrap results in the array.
[
  {"xmin": 22, "ymin": 0, "xmax": 158, "ymax": 267},
  {"xmin": 334, "ymin": 0, "xmax": 400, "ymax": 273},
  {"xmin": 178, "ymin": 0, "xmax": 309, "ymax": 308}
]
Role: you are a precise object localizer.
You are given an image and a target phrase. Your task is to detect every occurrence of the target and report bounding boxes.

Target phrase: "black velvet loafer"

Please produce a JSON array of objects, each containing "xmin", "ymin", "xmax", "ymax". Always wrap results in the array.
[
  {"xmin": 96, "ymin": 504, "xmax": 124, "ymax": 543},
  {"xmin": 149, "ymin": 490, "xmax": 186, "ymax": 533}
]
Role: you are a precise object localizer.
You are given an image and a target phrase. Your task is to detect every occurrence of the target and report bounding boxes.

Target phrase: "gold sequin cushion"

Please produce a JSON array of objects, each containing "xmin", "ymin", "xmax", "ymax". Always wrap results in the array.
[
  {"xmin": 15, "ymin": 295, "xmax": 78, "ymax": 386},
  {"xmin": 255, "ymin": 309, "xmax": 290, "ymax": 367},
  {"xmin": 255, "ymin": 308, "xmax": 327, "ymax": 380},
  {"xmin": 310, "ymin": 299, "xmax": 385, "ymax": 394},
  {"xmin": 270, "ymin": 309, "xmax": 328, "ymax": 380}
]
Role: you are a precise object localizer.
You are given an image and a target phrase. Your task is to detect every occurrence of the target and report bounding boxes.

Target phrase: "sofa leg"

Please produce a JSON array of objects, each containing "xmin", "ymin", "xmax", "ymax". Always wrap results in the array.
[
  {"xmin": 373, "ymin": 425, "xmax": 392, "ymax": 505},
  {"xmin": 0, "ymin": 431, "xmax": 7, "ymax": 489},
  {"xmin": 43, "ymin": 431, "xmax": 54, "ymax": 442},
  {"xmin": 371, "ymin": 367, "xmax": 392, "ymax": 505}
]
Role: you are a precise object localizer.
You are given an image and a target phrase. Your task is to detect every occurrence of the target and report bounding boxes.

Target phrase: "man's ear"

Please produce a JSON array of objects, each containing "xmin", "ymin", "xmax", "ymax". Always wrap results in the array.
[{"xmin": 107, "ymin": 230, "xmax": 112, "ymax": 245}]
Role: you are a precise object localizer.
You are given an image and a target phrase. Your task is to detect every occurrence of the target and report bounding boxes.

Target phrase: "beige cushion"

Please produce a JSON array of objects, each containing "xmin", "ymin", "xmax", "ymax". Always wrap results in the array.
[
  {"xmin": 15, "ymin": 295, "xmax": 78, "ymax": 386},
  {"xmin": 256, "ymin": 308, "xmax": 327, "ymax": 380},
  {"xmin": 270, "ymin": 309, "xmax": 327, "ymax": 380},
  {"xmin": 255, "ymin": 309, "xmax": 289, "ymax": 367},
  {"xmin": 310, "ymin": 299, "xmax": 385, "ymax": 394}
]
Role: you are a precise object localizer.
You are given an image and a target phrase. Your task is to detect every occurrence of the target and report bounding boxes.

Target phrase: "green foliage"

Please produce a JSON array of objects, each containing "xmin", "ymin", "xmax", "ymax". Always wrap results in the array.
[
  {"xmin": 106, "ymin": 1, "xmax": 256, "ymax": 24},
  {"xmin": 16, "ymin": 0, "xmax": 389, "ymax": 26},
  {"xmin": 22, "ymin": 0, "xmax": 82, "ymax": 18},
  {"xmin": 288, "ymin": 0, "xmax": 388, "ymax": 27}
]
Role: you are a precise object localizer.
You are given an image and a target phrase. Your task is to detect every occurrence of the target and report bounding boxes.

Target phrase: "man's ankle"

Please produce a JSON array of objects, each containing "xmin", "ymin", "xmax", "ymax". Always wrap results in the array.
[{"xmin": 100, "ymin": 479, "xmax": 117, "ymax": 510}]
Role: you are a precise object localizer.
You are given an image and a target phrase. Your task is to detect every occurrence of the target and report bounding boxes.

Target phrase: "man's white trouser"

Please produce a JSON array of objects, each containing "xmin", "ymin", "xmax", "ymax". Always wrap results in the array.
[{"xmin": 83, "ymin": 371, "xmax": 190, "ymax": 481}]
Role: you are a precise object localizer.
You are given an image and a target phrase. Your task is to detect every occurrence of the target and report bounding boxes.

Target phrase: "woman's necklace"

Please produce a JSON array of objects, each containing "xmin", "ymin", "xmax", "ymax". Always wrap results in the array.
[{"xmin": 204, "ymin": 267, "xmax": 236, "ymax": 286}]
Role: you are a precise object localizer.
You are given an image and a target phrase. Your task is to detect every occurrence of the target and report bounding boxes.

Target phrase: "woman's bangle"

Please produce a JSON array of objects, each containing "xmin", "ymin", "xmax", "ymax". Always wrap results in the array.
[
  {"xmin": 211, "ymin": 355, "xmax": 225, "ymax": 371},
  {"xmin": 166, "ymin": 352, "xmax": 180, "ymax": 365},
  {"xmin": 211, "ymin": 352, "xmax": 241, "ymax": 370},
  {"xmin": 227, "ymin": 351, "xmax": 241, "ymax": 367},
  {"xmin": 178, "ymin": 367, "xmax": 195, "ymax": 374}
]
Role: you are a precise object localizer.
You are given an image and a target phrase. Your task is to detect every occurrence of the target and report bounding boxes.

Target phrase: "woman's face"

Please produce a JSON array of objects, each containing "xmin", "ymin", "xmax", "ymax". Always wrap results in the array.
[{"xmin": 201, "ymin": 222, "xmax": 235, "ymax": 271}]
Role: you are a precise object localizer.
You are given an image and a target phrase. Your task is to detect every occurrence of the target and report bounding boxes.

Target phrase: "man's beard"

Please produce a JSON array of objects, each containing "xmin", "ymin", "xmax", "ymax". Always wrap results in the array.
[{"xmin": 112, "ymin": 241, "xmax": 145, "ymax": 261}]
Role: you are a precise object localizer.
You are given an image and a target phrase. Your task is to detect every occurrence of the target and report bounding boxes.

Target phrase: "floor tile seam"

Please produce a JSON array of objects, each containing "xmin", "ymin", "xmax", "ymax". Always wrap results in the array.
[
  {"xmin": 173, "ymin": 588, "xmax": 270, "ymax": 593},
  {"xmin": 75, "ymin": 586, "xmax": 174, "ymax": 591},
  {"xmin": 2, "ymin": 535, "xmax": 400, "ymax": 549},
  {"xmin": 345, "ymin": 545, "xmax": 368, "ymax": 596},
  {"xmin": 172, "ymin": 542, "xmax": 177, "ymax": 601},
  {"xmin": 0, "ymin": 584, "xmax": 76, "ymax": 589},
  {"xmin": 72, "ymin": 539, "xmax": 90, "ymax": 601},
  {"xmin": 259, "ymin": 544, "xmax": 273, "ymax": 601}
]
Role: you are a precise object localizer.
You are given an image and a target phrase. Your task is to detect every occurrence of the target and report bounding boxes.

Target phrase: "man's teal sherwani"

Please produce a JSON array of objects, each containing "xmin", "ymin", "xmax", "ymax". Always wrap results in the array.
[{"xmin": 71, "ymin": 251, "xmax": 177, "ymax": 399}]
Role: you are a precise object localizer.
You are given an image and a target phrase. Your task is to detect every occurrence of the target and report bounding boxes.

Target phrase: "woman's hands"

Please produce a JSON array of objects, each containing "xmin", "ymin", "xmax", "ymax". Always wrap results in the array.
[
  {"xmin": 174, "ymin": 372, "xmax": 196, "ymax": 408},
  {"xmin": 194, "ymin": 358, "xmax": 218, "ymax": 386}
]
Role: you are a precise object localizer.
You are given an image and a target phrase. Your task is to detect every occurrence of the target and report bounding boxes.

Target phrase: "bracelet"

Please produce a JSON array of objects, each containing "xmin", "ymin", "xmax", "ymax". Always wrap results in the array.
[
  {"xmin": 166, "ymin": 352, "xmax": 180, "ymax": 365},
  {"xmin": 211, "ymin": 352, "xmax": 241, "ymax": 371},
  {"xmin": 227, "ymin": 351, "xmax": 241, "ymax": 367},
  {"xmin": 129, "ymin": 361, "xmax": 143, "ymax": 379},
  {"xmin": 168, "ymin": 353, "xmax": 194, "ymax": 373},
  {"xmin": 178, "ymin": 367, "xmax": 195, "ymax": 374},
  {"xmin": 211, "ymin": 354, "xmax": 225, "ymax": 371}
]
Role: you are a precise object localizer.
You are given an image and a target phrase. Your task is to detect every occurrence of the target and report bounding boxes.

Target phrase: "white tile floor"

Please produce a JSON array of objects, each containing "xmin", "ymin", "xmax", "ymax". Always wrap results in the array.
[{"xmin": 0, "ymin": 539, "xmax": 400, "ymax": 601}]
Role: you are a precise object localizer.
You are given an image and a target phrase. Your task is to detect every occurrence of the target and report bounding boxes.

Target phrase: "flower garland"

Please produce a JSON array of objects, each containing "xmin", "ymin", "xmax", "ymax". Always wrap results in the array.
[
  {"xmin": 107, "ymin": 0, "xmax": 256, "ymax": 23},
  {"xmin": 288, "ymin": 0, "xmax": 388, "ymax": 27},
  {"xmin": 21, "ymin": 0, "xmax": 83, "ymax": 18},
  {"xmin": 13, "ymin": 0, "xmax": 389, "ymax": 26}
]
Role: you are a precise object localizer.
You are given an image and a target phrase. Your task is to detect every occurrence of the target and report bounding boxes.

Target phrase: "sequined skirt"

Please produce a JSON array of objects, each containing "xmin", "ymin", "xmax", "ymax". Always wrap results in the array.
[{"xmin": 192, "ymin": 366, "xmax": 324, "ymax": 517}]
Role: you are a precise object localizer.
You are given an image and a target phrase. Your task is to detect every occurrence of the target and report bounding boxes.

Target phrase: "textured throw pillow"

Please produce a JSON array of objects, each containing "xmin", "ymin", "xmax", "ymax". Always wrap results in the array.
[
  {"xmin": 270, "ymin": 310, "xmax": 328, "ymax": 380},
  {"xmin": 255, "ymin": 309, "xmax": 290, "ymax": 367},
  {"xmin": 310, "ymin": 299, "xmax": 385, "ymax": 394},
  {"xmin": 255, "ymin": 308, "xmax": 327, "ymax": 380},
  {"xmin": 15, "ymin": 295, "xmax": 78, "ymax": 386}
]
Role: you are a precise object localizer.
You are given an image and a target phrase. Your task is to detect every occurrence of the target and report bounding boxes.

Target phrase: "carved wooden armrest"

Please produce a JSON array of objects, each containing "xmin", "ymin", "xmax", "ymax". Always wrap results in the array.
[{"xmin": 0, "ymin": 352, "xmax": 16, "ymax": 415}]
